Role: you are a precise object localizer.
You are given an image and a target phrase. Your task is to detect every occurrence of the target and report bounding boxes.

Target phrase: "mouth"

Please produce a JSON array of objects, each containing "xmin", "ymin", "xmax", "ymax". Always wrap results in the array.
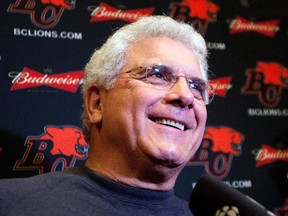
[{"xmin": 152, "ymin": 118, "xmax": 187, "ymax": 131}]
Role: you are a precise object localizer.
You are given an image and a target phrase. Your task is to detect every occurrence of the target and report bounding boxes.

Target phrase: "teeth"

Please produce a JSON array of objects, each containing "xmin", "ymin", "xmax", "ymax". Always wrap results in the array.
[{"xmin": 155, "ymin": 119, "xmax": 185, "ymax": 131}]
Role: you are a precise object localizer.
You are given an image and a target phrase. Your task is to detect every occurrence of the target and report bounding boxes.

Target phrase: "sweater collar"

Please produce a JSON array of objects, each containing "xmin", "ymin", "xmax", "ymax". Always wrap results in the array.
[{"xmin": 70, "ymin": 163, "xmax": 176, "ymax": 205}]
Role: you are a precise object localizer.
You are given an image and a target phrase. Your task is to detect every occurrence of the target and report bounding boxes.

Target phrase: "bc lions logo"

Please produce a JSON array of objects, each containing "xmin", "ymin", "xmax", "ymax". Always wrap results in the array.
[
  {"xmin": 189, "ymin": 126, "xmax": 244, "ymax": 179},
  {"xmin": 7, "ymin": 0, "xmax": 76, "ymax": 28},
  {"xmin": 14, "ymin": 126, "xmax": 88, "ymax": 174},
  {"xmin": 170, "ymin": 0, "xmax": 219, "ymax": 35},
  {"xmin": 242, "ymin": 62, "xmax": 288, "ymax": 107}
]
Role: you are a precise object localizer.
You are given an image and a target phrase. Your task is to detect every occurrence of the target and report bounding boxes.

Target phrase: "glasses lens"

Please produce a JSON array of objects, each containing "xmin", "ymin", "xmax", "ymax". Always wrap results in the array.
[
  {"xmin": 187, "ymin": 78, "xmax": 215, "ymax": 105},
  {"xmin": 137, "ymin": 64, "xmax": 215, "ymax": 105},
  {"xmin": 187, "ymin": 77, "xmax": 205, "ymax": 101},
  {"xmin": 205, "ymin": 83, "xmax": 215, "ymax": 105},
  {"xmin": 145, "ymin": 65, "xmax": 172, "ymax": 86}
]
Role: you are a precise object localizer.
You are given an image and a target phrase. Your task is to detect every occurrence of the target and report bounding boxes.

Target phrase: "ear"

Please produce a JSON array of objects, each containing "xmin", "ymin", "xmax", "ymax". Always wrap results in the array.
[{"xmin": 84, "ymin": 85, "xmax": 104, "ymax": 124}]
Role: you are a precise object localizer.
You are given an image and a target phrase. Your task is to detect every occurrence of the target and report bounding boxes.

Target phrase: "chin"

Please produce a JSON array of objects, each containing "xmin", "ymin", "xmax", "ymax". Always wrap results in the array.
[{"xmin": 157, "ymin": 150, "xmax": 189, "ymax": 168}]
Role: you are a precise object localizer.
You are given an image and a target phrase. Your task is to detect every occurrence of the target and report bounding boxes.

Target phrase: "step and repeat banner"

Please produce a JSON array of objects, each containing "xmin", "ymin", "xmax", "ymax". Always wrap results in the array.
[{"xmin": 0, "ymin": 0, "xmax": 287, "ymax": 214}]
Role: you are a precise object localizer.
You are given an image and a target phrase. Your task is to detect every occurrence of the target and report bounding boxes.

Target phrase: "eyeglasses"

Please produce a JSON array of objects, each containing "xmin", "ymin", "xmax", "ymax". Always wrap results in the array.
[{"xmin": 122, "ymin": 64, "xmax": 215, "ymax": 105}]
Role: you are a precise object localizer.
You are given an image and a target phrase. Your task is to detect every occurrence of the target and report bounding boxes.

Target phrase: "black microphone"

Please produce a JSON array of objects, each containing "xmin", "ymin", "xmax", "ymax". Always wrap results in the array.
[{"xmin": 189, "ymin": 175, "xmax": 275, "ymax": 216}]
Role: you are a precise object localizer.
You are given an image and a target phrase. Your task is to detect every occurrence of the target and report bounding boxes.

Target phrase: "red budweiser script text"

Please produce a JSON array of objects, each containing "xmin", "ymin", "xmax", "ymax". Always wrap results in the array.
[
  {"xmin": 210, "ymin": 76, "xmax": 233, "ymax": 97},
  {"xmin": 9, "ymin": 67, "xmax": 83, "ymax": 93},
  {"xmin": 230, "ymin": 16, "xmax": 280, "ymax": 37},
  {"xmin": 254, "ymin": 145, "xmax": 288, "ymax": 167},
  {"xmin": 90, "ymin": 2, "xmax": 154, "ymax": 23}
]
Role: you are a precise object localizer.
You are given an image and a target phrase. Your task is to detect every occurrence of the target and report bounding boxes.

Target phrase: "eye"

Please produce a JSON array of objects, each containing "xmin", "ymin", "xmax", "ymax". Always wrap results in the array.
[
  {"xmin": 187, "ymin": 78, "xmax": 206, "ymax": 98},
  {"xmin": 145, "ymin": 65, "xmax": 172, "ymax": 85},
  {"xmin": 188, "ymin": 78, "xmax": 204, "ymax": 90},
  {"xmin": 147, "ymin": 65, "xmax": 167, "ymax": 79}
]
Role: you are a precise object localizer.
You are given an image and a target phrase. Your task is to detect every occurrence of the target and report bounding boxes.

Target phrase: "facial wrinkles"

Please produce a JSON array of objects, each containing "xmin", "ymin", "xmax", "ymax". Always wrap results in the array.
[
  {"xmin": 120, "ymin": 37, "xmax": 206, "ymax": 161},
  {"xmin": 109, "ymin": 77, "xmax": 148, "ymax": 134},
  {"xmin": 119, "ymin": 69, "xmax": 201, "ymax": 136}
]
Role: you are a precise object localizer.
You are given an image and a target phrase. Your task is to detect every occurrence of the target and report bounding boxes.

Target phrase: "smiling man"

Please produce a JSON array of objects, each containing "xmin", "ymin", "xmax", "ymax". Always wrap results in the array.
[{"xmin": 0, "ymin": 16, "xmax": 214, "ymax": 216}]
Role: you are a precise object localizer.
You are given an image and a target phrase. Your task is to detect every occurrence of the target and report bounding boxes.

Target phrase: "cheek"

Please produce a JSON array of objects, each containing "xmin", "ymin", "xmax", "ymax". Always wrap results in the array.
[
  {"xmin": 105, "ymin": 85, "xmax": 158, "ymax": 126},
  {"xmin": 194, "ymin": 105, "xmax": 207, "ymax": 130},
  {"xmin": 127, "ymin": 84, "xmax": 163, "ymax": 110}
]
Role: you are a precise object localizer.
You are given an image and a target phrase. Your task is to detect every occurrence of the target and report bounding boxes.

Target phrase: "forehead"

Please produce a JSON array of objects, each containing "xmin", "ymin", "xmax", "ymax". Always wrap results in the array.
[{"xmin": 123, "ymin": 37, "xmax": 202, "ymax": 78}]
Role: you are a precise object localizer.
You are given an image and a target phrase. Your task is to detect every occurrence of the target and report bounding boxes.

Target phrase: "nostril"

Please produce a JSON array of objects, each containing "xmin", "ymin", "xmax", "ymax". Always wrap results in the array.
[
  {"xmin": 187, "ymin": 102, "xmax": 194, "ymax": 110},
  {"xmin": 164, "ymin": 92, "xmax": 195, "ymax": 109}
]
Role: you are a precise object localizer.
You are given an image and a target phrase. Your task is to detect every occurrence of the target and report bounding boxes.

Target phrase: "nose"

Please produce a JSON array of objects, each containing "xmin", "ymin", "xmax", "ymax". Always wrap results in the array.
[{"xmin": 164, "ymin": 77, "xmax": 195, "ymax": 109}]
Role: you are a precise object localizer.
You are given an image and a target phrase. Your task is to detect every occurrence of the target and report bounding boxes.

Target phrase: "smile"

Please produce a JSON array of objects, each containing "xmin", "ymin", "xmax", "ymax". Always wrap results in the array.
[{"xmin": 154, "ymin": 119, "xmax": 185, "ymax": 131}]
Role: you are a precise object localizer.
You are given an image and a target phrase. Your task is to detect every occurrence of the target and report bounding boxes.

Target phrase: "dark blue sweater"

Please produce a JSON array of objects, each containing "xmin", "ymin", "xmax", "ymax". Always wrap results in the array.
[{"xmin": 0, "ymin": 164, "xmax": 193, "ymax": 216}]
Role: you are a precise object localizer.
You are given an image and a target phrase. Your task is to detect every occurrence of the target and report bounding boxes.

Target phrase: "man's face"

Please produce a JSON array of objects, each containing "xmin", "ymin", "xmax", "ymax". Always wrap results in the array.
[{"xmin": 99, "ymin": 37, "xmax": 207, "ymax": 170}]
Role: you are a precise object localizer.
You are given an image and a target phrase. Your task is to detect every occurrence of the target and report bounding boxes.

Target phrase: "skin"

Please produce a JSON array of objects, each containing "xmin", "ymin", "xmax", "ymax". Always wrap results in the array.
[{"xmin": 84, "ymin": 36, "xmax": 207, "ymax": 191}]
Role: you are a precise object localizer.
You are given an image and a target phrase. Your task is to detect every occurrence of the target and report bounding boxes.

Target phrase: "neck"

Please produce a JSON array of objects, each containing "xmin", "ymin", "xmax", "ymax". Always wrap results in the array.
[
  {"xmin": 86, "ymin": 160, "xmax": 178, "ymax": 191},
  {"xmin": 85, "ymin": 145, "xmax": 182, "ymax": 191}
]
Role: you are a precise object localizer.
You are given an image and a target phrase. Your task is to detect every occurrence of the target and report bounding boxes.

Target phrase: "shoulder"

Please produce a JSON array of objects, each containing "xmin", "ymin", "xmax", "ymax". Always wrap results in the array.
[
  {"xmin": 0, "ymin": 168, "xmax": 79, "ymax": 215},
  {"xmin": 0, "ymin": 169, "xmax": 73, "ymax": 192}
]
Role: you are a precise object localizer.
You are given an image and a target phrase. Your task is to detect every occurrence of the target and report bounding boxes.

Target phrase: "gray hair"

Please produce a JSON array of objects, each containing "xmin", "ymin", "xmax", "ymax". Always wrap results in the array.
[{"xmin": 82, "ymin": 15, "xmax": 208, "ymax": 142}]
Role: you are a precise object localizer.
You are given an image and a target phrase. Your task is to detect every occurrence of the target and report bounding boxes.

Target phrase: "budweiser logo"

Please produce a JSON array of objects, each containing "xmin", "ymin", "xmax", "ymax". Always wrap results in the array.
[
  {"xmin": 9, "ymin": 67, "xmax": 83, "ymax": 93},
  {"xmin": 253, "ymin": 145, "xmax": 288, "ymax": 167},
  {"xmin": 89, "ymin": 2, "xmax": 154, "ymax": 23},
  {"xmin": 229, "ymin": 16, "xmax": 280, "ymax": 37},
  {"xmin": 210, "ymin": 76, "xmax": 233, "ymax": 97}
]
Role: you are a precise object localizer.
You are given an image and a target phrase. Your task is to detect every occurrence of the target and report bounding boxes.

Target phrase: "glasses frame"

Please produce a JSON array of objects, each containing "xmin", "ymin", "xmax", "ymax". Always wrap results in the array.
[{"xmin": 120, "ymin": 64, "xmax": 215, "ymax": 105}]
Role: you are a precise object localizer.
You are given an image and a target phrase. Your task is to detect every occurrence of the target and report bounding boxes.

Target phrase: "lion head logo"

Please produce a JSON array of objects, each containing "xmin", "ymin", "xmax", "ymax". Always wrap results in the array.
[
  {"xmin": 256, "ymin": 62, "xmax": 288, "ymax": 88},
  {"xmin": 39, "ymin": 126, "xmax": 88, "ymax": 158},
  {"xmin": 181, "ymin": 0, "xmax": 219, "ymax": 22},
  {"xmin": 204, "ymin": 127, "xmax": 244, "ymax": 156},
  {"xmin": 41, "ymin": 0, "xmax": 76, "ymax": 9}
]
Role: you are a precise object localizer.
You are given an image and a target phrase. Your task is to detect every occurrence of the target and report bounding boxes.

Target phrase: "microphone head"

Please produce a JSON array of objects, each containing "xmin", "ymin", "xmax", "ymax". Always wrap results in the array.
[{"xmin": 189, "ymin": 175, "xmax": 275, "ymax": 216}]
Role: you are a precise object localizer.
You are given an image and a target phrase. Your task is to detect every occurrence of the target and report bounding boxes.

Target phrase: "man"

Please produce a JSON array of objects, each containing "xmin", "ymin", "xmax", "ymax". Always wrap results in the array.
[{"xmin": 0, "ymin": 16, "xmax": 214, "ymax": 215}]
